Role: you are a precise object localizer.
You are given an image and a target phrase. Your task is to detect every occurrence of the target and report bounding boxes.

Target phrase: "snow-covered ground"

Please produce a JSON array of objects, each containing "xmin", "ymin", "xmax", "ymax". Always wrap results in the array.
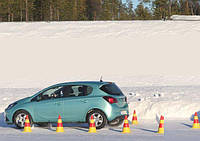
[
  {"xmin": 0, "ymin": 119, "xmax": 199, "ymax": 141},
  {"xmin": 1, "ymin": 21, "xmax": 200, "ymax": 140}
]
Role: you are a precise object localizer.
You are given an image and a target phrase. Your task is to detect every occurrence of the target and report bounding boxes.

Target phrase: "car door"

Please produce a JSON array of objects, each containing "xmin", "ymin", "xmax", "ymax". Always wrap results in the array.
[
  {"xmin": 61, "ymin": 85, "xmax": 93, "ymax": 122},
  {"xmin": 31, "ymin": 86, "xmax": 64, "ymax": 122}
]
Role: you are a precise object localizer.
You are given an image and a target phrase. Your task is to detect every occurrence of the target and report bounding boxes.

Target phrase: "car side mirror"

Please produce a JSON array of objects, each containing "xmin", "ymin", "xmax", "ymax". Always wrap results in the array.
[
  {"xmin": 36, "ymin": 96, "xmax": 42, "ymax": 102},
  {"xmin": 36, "ymin": 99, "xmax": 40, "ymax": 102},
  {"xmin": 31, "ymin": 96, "xmax": 41, "ymax": 102}
]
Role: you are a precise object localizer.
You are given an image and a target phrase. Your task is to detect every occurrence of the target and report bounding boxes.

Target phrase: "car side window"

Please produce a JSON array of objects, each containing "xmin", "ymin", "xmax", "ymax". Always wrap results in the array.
[
  {"xmin": 36, "ymin": 86, "xmax": 63, "ymax": 101},
  {"xmin": 62, "ymin": 85, "xmax": 93, "ymax": 98}
]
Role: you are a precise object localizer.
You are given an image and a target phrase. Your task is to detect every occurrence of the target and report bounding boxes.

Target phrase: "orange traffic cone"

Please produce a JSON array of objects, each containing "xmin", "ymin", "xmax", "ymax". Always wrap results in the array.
[
  {"xmin": 157, "ymin": 115, "xmax": 164, "ymax": 134},
  {"xmin": 132, "ymin": 110, "xmax": 138, "ymax": 125},
  {"xmin": 23, "ymin": 115, "xmax": 32, "ymax": 132},
  {"xmin": 192, "ymin": 112, "xmax": 200, "ymax": 129},
  {"xmin": 122, "ymin": 115, "xmax": 131, "ymax": 133},
  {"xmin": 56, "ymin": 115, "xmax": 64, "ymax": 132},
  {"xmin": 88, "ymin": 115, "xmax": 96, "ymax": 133}
]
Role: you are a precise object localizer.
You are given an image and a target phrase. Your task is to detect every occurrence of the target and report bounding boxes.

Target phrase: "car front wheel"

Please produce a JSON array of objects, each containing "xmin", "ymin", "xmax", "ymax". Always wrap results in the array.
[{"xmin": 13, "ymin": 110, "xmax": 33, "ymax": 129}]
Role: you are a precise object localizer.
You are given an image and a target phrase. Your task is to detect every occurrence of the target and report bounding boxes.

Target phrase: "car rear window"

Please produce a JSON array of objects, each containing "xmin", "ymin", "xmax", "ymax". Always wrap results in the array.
[{"xmin": 100, "ymin": 83, "xmax": 124, "ymax": 96}]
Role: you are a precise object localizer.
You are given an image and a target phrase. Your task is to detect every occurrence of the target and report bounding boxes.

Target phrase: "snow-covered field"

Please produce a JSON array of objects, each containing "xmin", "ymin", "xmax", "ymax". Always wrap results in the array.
[
  {"xmin": 1, "ymin": 21, "xmax": 200, "ymax": 88},
  {"xmin": 1, "ymin": 21, "xmax": 200, "ymax": 140}
]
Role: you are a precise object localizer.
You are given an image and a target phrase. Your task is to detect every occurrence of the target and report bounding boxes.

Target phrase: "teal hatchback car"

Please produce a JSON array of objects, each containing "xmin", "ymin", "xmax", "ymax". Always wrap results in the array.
[{"xmin": 4, "ymin": 81, "xmax": 129, "ymax": 129}]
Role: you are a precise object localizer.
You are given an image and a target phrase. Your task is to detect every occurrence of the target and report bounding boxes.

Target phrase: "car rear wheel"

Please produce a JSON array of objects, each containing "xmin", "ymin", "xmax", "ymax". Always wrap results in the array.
[
  {"xmin": 87, "ymin": 110, "xmax": 107, "ymax": 129},
  {"xmin": 13, "ymin": 110, "xmax": 33, "ymax": 129}
]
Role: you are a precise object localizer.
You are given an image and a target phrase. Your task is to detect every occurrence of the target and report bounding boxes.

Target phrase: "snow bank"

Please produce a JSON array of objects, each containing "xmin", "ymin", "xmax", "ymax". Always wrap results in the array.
[
  {"xmin": 171, "ymin": 15, "xmax": 200, "ymax": 21},
  {"xmin": 122, "ymin": 86, "xmax": 200, "ymax": 121},
  {"xmin": 128, "ymin": 100, "xmax": 200, "ymax": 121}
]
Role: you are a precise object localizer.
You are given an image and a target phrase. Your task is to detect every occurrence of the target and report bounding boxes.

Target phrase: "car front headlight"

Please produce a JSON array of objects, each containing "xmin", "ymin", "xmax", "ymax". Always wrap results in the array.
[{"xmin": 6, "ymin": 102, "xmax": 17, "ymax": 110}]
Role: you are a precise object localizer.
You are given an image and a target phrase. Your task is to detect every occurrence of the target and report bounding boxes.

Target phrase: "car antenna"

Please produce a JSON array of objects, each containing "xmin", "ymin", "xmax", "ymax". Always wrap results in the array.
[{"xmin": 100, "ymin": 76, "xmax": 103, "ymax": 82}]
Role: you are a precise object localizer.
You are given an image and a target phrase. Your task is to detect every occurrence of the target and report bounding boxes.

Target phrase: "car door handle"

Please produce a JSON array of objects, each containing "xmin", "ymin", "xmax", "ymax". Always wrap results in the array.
[
  {"xmin": 54, "ymin": 102, "xmax": 61, "ymax": 106},
  {"xmin": 80, "ymin": 100, "xmax": 88, "ymax": 103}
]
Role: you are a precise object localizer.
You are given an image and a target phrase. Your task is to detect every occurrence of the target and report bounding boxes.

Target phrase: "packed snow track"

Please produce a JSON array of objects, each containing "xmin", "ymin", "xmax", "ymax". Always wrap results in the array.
[{"xmin": 0, "ymin": 120, "xmax": 199, "ymax": 141}]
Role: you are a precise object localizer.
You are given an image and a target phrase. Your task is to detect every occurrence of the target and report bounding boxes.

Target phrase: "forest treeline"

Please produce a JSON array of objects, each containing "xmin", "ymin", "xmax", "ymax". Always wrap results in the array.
[{"xmin": 0, "ymin": 0, "xmax": 200, "ymax": 22}]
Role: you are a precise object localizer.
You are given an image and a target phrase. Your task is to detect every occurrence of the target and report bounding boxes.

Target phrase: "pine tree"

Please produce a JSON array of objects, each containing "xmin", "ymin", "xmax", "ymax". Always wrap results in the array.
[
  {"xmin": 168, "ymin": 0, "xmax": 172, "ymax": 17},
  {"xmin": 171, "ymin": 0, "xmax": 180, "ymax": 15},
  {"xmin": 77, "ymin": 0, "xmax": 87, "ymax": 20},
  {"xmin": 185, "ymin": 0, "xmax": 190, "ymax": 15},
  {"xmin": 127, "ymin": 0, "xmax": 134, "ymax": 20},
  {"xmin": 152, "ymin": 0, "xmax": 168, "ymax": 20},
  {"xmin": 135, "ymin": 2, "xmax": 152, "ymax": 20},
  {"xmin": 100, "ymin": 0, "xmax": 112, "ymax": 20},
  {"xmin": 86, "ymin": 0, "xmax": 101, "ymax": 20},
  {"xmin": 0, "ymin": 0, "xmax": 8, "ymax": 21},
  {"xmin": 72, "ymin": 0, "xmax": 78, "ymax": 20}
]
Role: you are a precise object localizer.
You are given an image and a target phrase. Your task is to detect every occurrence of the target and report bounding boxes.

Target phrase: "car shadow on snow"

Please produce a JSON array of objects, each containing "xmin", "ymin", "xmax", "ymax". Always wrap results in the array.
[
  {"xmin": 73, "ymin": 127, "xmax": 88, "ymax": 132},
  {"xmin": 139, "ymin": 128, "xmax": 157, "ymax": 133},
  {"xmin": 41, "ymin": 123, "xmax": 89, "ymax": 132},
  {"xmin": 63, "ymin": 123, "xmax": 89, "ymax": 132},
  {"xmin": 62, "ymin": 123, "xmax": 89, "ymax": 128},
  {"xmin": 109, "ymin": 128, "xmax": 122, "ymax": 133},
  {"xmin": 181, "ymin": 123, "xmax": 192, "ymax": 128}
]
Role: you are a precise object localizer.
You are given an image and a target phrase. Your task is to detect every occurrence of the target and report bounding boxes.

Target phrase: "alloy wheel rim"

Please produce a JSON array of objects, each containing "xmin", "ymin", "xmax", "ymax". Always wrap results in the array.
[
  {"xmin": 16, "ymin": 113, "xmax": 27, "ymax": 128},
  {"xmin": 91, "ymin": 113, "xmax": 103, "ymax": 127}
]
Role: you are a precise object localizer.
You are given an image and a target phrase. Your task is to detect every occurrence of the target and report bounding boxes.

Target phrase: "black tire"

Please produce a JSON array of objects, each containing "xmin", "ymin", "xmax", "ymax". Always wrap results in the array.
[
  {"xmin": 13, "ymin": 110, "xmax": 33, "ymax": 129},
  {"xmin": 87, "ymin": 110, "xmax": 107, "ymax": 129},
  {"xmin": 109, "ymin": 118, "xmax": 124, "ymax": 127}
]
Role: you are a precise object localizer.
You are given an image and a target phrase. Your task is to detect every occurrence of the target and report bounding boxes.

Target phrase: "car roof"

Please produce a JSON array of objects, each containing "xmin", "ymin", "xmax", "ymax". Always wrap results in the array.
[{"xmin": 53, "ymin": 81, "xmax": 113, "ymax": 87}]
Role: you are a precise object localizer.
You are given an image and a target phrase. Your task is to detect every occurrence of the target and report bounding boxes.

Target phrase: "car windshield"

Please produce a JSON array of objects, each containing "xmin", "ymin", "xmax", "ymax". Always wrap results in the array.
[
  {"xmin": 100, "ymin": 83, "xmax": 124, "ymax": 96},
  {"xmin": 42, "ymin": 87, "xmax": 62, "ymax": 96}
]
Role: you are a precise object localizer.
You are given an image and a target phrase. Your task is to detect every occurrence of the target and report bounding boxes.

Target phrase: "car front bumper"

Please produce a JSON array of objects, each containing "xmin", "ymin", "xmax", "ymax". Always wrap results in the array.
[{"xmin": 4, "ymin": 110, "xmax": 13, "ymax": 124}]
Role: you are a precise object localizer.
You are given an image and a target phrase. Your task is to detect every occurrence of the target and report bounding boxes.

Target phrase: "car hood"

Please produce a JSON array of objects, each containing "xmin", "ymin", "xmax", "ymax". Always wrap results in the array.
[{"xmin": 15, "ymin": 97, "xmax": 32, "ymax": 104}]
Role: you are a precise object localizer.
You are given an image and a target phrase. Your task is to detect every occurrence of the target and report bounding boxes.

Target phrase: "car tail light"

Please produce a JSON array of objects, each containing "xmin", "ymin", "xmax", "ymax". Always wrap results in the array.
[{"xmin": 103, "ymin": 96, "xmax": 118, "ymax": 104}]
